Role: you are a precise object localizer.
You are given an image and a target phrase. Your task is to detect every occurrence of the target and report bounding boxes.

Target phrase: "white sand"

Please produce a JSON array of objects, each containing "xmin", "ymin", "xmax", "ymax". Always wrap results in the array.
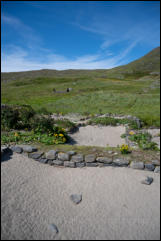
[
  {"xmin": 69, "ymin": 125, "xmax": 126, "ymax": 147},
  {"xmin": 1, "ymin": 153, "xmax": 160, "ymax": 240}
]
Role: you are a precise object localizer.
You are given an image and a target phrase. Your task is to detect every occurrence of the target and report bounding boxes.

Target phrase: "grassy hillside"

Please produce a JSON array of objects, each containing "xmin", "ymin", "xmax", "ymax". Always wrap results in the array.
[
  {"xmin": 106, "ymin": 47, "xmax": 160, "ymax": 79},
  {"xmin": 1, "ymin": 47, "xmax": 160, "ymax": 127},
  {"xmin": 1, "ymin": 47, "xmax": 160, "ymax": 82}
]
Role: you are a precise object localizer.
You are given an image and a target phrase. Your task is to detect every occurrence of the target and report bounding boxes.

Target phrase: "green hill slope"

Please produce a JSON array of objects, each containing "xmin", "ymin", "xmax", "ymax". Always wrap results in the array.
[
  {"xmin": 1, "ymin": 47, "xmax": 160, "ymax": 81},
  {"xmin": 1, "ymin": 47, "xmax": 160, "ymax": 127},
  {"xmin": 107, "ymin": 47, "xmax": 160, "ymax": 78}
]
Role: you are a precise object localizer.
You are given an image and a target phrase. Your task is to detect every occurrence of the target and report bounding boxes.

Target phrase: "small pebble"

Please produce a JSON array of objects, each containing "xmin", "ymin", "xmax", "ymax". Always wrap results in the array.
[
  {"xmin": 70, "ymin": 194, "xmax": 82, "ymax": 204},
  {"xmin": 141, "ymin": 177, "xmax": 153, "ymax": 185},
  {"xmin": 50, "ymin": 224, "xmax": 59, "ymax": 235}
]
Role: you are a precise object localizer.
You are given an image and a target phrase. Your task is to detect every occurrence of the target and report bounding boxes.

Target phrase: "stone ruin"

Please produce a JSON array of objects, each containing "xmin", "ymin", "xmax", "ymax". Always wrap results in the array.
[{"xmin": 53, "ymin": 88, "xmax": 72, "ymax": 93}]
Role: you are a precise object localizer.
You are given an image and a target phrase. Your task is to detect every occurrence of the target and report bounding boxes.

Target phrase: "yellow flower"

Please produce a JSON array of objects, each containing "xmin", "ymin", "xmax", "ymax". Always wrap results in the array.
[
  {"xmin": 63, "ymin": 137, "xmax": 66, "ymax": 142},
  {"xmin": 59, "ymin": 133, "xmax": 64, "ymax": 137},
  {"xmin": 14, "ymin": 132, "xmax": 19, "ymax": 137},
  {"xmin": 129, "ymin": 131, "xmax": 135, "ymax": 135},
  {"xmin": 120, "ymin": 144, "xmax": 129, "ymax": 151},
  {"xmin": 54, "ymin": 134, "xmax": 58, "ymax": 137}
]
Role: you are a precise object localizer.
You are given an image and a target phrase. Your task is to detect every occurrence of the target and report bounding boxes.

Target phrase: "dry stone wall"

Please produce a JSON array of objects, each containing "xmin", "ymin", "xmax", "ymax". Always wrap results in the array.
[{"xmin": 1, "ymin": 145, "xmax": 160, "ymax": 173}]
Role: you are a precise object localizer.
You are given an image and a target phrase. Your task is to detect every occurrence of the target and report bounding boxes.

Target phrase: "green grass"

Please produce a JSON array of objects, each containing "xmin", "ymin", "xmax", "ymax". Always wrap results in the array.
[
  {"xmin": 2, "ymin": 75, "xmax": 160, "ymax": 127},
  {"xmin": 88, "ymin": 117, "xmax": 139, "ymax": 129},
  {"xmin": 1, "ymin": 46, "xmax": 160, "ymax": 127},
  {"xmin": 128, "ymin": 132, "xmax": 159, "ymax": 150}
]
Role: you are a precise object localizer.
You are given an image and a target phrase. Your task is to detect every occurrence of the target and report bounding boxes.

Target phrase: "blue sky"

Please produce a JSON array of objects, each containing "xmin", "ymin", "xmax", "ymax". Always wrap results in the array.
[{"xmin": 1, "ymin": 1, "xmax": 160, "ymax": 72}]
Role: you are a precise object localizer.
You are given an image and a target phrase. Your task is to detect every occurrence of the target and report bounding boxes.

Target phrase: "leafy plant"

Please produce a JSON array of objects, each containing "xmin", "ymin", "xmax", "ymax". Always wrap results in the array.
[
  {"xmin": 53, "ymin": 119, "xmax": 77, "ymax": 131},
  {"xmin": 128, "ymin": 132, "xmax": 151, "ymax": 143},
  {"xmin": 1, "ymin": 106, "xmax": 19, "ymax": 130},
  {"xmin": 1, "ymin": 130, "xmax": 68, "ymax": 146},
  {"xmin": 1, "ymin": 104, "xmax": 35, "ymax": 130},
  {"xmin": 30, "ymin": 115, "xmax": 55, "ymax": 134},
  {"xmin": 128, "ymin": 132, "xmax": 158, "ymax": 150},
  {"xmin": 120, "ymin": 144, "xmax": 131, "ymax": 154},
  {"xmin": 121, "ymin": 133, "xmax": 127, "ymax": 139},
  {"xmin": 88, "ymin": 117, "xmax": 140, "ymax": 129},
  {"xmin": 36, "ymin": 107, "xmax": 52, "ymax": 115}
]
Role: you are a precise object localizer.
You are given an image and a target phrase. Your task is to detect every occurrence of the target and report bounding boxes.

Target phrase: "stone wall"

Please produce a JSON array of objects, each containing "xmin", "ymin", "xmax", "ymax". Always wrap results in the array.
[{"xmin": 1, "ymin": 145, "xmax": 160, "ymax": 173}]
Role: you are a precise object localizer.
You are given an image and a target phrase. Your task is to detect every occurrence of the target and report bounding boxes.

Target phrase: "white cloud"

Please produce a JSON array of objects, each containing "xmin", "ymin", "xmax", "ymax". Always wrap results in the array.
[
  {"xmin": 73, "ymin": 8, "xmax": 160, "ymax": 51},
  {"xmin": 2, "ymin": 5, "xmax": 158, "ymax": 72},
  {"xmin": 2, "ymin": 14, "xmax": 42, "ymax": 47},
  {"xmin": 1, "ymin": 42, "xmax": 137, "ymax": 72}
]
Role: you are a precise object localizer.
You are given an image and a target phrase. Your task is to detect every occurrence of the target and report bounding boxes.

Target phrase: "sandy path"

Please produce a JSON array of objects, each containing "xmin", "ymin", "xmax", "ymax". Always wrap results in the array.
[
  {"xmin": 1, "ymin": 153, "xmax": 160, "ymax": 240},
  {"xmin": 69, "ymin": 125, "xmax": 126, "ymax": 147}
]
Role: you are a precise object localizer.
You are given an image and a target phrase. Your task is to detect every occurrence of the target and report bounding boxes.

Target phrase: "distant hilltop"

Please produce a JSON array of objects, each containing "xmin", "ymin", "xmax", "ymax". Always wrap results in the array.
[{"xmin": 1, "ymin": 47, "xmax": 160, "ymax": 82}]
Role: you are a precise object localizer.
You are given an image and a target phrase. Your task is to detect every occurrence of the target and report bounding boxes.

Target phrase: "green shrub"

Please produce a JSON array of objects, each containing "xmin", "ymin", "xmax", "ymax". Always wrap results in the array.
[
  {"xmin": 1, "ymin": 130, "xmax": 68, "ymax": 146},
  {"xmin": 29, "ymin": 115, "xmax": 55, "ymax": 134},
  {"xmin": 36, "ymin": 107, "xmax": 52, "ymax": 115},
  {"xmin": 139, "ymin": 140, "xmax": 159, "ymax": 150},
  {"xmin": 16, "ymin": 105, "xmax": 35, "ymax": 129},
  {"xmin": 1, "ymin": 104, "xmax": 70, "ymax": 145},
  {"xmin": 128, "ymin": 132, "xmax": 151, "ymax": 143},
  {"xmin": 88, "ymin": 117, "xmax": 118, "ymax": 126},
  {"xmin": 88, "ymin": 117, "xmax": 140, "ymax": 129},
  {"xmin": 1, "ymin": 106, "xmax": 19, "ymax": 130},
  {"xmin": 128, "ymin": 132, "xmax": 159, "ymax": 150},
  {"xmin": 1, "ymin": 104, "xmax": 35, "ymax": 130},
  {"xmin": 53, "ymin": 119, "xmax": 76, "ymax": 131},
  {"xmin": 140, "ymin": 115, "xmax": 160, "ymax": 128}
]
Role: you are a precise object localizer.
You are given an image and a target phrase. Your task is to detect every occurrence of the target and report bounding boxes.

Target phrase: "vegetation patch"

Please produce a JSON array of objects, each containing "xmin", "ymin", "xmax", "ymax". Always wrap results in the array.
[
  {"xmin": 1, "ymin": 130, "xmax": 67, "ymax": 145},
  {"xmin": 53, "ymin": 119, "xmax": 77, "ymax": 132},
  {"xmin": 128, "ymin": 132, "xmax": 159, "ymax": 150},
  {"xmin": 88, "ymin": 117, "xmax": 139, "ymax": 129},
  {"xmin": 1, "ymin": 70, "xmax": 160, "ymax": 128},
  {"xmin": 1, "ymin": 104, "xmax": 35, "ymax": 130},
  {"xmin": 120, "ymin": 144, "xmax": 131, "ymax": 154},
  {"xmin": 1, "ymin": 104, "xmax": 71, "ymax": 146}
]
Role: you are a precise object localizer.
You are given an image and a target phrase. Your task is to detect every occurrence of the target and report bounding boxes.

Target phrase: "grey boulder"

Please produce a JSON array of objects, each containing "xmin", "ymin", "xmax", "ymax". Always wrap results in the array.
[
  {"xmin": 39, "ymin": 158, "xmax": 48, "ymax": 164},
  {"xmin": 70, "ymin": 194, "xmax": 82, "ymax": 204},
  {"xmin": 49, "ymin": 224, "xmax": 59, "ymax": 235},
  {"xmin": 145, "ymin": 163, "xmax": 155, "ymax": 172},
  {"xmin": 113, "ymin": 158, "xmax": 130, "ymax": 167},
  {"xmin": 20, "ymin": 145, "xmax": 37, "ymax": 153},
  {"xmin": 71, "ymin": 154, "xmax": 84, "ymax": 163},
  {"xmin": 53, "ymin": 160, "xmax": 64, "ymax": 166},
  {"xmin": 28, "ymin": 152, "xmax": 44, "ymax": 160},
  {"xmin": 130, "ymin": 161, "xmax": 144, "ymax": 170},
  {"xmin": 154, "ymin": 166, "xmax": 160, "ymax": 173},
  {"xmin": 10, "ymin": 146, "xmax": 23, "ymax": 153},
  {"xmin": 96, "ymin": 157, "xmax": 112, "ymax": 164},
  {"xmin": 58, "ymin": 152, "xmax": 70, "ymax": 161},
  {"xmin": 76, "ymin": 162, "xmax": 86, "ymax": 168},
  {"xmin": 67, "ymin": 151, "xmax": 76, "ymax": 156},
  {"xmin": 152, "ymin": 160, "xmax": 160, "ymax": 166},
  {"xmin": 85, "ymin": 154, "xmax": 96, "ymax": 163},
  {"xmin": 64, "ymin": 161, "xmax": 75, "ymax": 168},
  {"xmin": 141, "ymin": 177, "xmax": 153, "ymax": 185},
  {"xmin": 86, "ymin": 162, "xmax": 98, "ymax": 167},
  {"xmin": 45, "ymin": 150, "xmax": 58, "ymax": 160}
]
